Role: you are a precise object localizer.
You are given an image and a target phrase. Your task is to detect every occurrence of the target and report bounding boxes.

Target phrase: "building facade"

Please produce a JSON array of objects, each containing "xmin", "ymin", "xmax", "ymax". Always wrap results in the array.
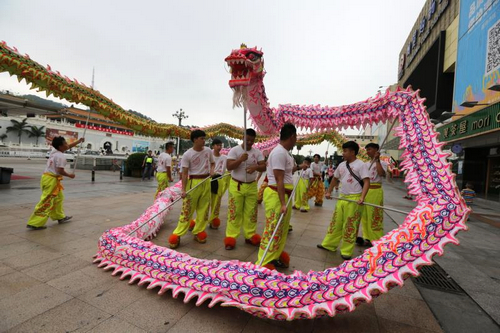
[{"xmin": 436, "ymin": 0, "xmax": 500, "ymax": 201}]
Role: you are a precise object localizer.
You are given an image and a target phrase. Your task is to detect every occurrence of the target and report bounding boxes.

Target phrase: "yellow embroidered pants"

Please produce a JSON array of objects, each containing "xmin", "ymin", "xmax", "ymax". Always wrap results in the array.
[
  {"xmin": 154, "ymin": 172, "xmax": 169, "ymax": 199},
  {"xmin": 209, "ymin": 174, "xmax": 230, "ymax": 222},
  {"xmin": 307, "ymin": 177, "xmax": 324, "ymax": 204},
  {"xmin": 27, "ymin": 173, "xmax": 65, "ymax": 227},
  {"xmin": 321, "ymin": 193, "xmax": 363, "ymax": 257},
  {"xmin": 173, "ymin": 178, "xmax": 210, "ymax": 236},
  {"xmin": 256, "ymin": 185, "xmax": 293, "ymax": 266},
  {"xmin": 361, "ymin": 185, "xmax": 384, "ymax": 241},
  {"xmin": 226, "ymin": 179, "xmax": 259, "ymax": 239},
  {"xmin": 294, "ymin": 178, "xmax": 310, "ymax": 211}
]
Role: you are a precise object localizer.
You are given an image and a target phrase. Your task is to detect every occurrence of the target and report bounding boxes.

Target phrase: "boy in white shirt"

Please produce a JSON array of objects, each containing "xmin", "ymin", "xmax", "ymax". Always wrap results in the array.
[
  {"xmin": 169, "ymin": 130, "xmax": 214, "ymax": 248},
  {"xmin": 27, "ymin": 136, "xmax": 84, "ymax": 230},
  {"xmin": 357, "ymin": 143, "xmax": 388, "ymax": 246},
  {"xmin": 208, "ymin": 138, "xmax": 228, "ymax": 229},
  {"xmin": 294, "ymin": 157, "xmax": 313, "ymax": 212},
  {"xmin": 224, "ymin": 129, "xmax": 266, "ymax": 250},
  {"xmin": 317, "ymin": 141, "xmax": 370, "ymax": 260},
  {"xmin": 154, "ymin": 141, "xmax": 174, "ymax": 199},
  {"xmin": 308, "ymin": 154, "xmax": 325, "ymax": 206}
]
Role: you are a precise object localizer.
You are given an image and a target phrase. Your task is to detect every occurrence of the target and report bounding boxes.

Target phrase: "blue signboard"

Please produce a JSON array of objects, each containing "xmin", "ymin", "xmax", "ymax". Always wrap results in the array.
[
  {"xmin": 453, "ymin": 0, "xmax": 500, "ymax": 113},
  {"xmin": 132, "ymin": 140, "xmax": 149, "ymax": 153}
]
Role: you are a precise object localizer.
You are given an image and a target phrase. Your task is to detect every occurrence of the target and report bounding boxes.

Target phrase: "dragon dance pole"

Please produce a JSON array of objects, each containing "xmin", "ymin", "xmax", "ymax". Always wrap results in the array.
[
  {"xmin": 243, "ymin": 106, "xmax": 248, "ymax": 182},
  {"xmin": 330, "ymin": 195, "xmax": 410, "ymax": 215},
  {"xmin": 257, "ymin": 175, "xmax": 301, "ymax": 267},
  {"xmin": 127, "ymin": 174, "xmax": 230, "ymax": 236}
]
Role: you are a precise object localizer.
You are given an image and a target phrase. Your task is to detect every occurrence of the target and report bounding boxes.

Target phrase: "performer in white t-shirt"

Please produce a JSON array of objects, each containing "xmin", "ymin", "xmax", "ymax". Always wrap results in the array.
[
  {"xmin": 257, "ymin": 123, "xmax": 301, "ymax": 270},
  {"xmin": 169, "ymin": 130, "xmax": 214, "ymax": 249},
  {"xmin": 308, "ymin": 154, "xmax": 325, "ymax": 206},
  {"xmin": 224, "ymin": 129, "xmax": 266, "ymax": 250},
  {"xmin": 154, "ymin": 141, "xmax": 174, "ymax": 199},
  {"xmin": 208, "ymin": 138, "xmax": 229, "ymax": 229},
  {"xmin": 357, "ymin": 143, "xmax": 388, "ymax": 246},
  {"xmin": 317, "ymin": 141, "xmax": 370, "ymax": 260},
  {"xmin": 27, "ymin": 136, "xmax": 84, "ymax": 230},
  {"xmin": 294, "ymin": 157, "xmax": 314, "ymax": 212}
]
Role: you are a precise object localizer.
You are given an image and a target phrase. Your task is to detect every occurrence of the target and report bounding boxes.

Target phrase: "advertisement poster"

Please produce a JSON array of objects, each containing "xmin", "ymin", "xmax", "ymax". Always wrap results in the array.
[
  {"xmin": 132, "ymin": 140, "xmax": 149, "ymax": 153},
  {"xmin": 453, "ymin": 0, "xmax": 500, "ymax": 113},
  {"xmin": 45, "ymin": 128, "xmax": 79, "ymax": 145}
]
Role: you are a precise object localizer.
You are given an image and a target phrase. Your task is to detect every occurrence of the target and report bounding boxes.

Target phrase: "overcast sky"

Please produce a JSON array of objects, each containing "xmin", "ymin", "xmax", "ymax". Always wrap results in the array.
[{"xmin": 0, "ymin": 0, "xmax": 425, "ymax": 154}]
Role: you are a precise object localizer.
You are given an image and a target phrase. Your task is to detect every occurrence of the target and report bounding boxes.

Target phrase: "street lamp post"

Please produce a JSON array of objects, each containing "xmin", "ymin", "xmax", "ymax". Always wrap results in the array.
[{"xmin": 172, "ymin": 109, "xmax": 188, "ymax": 156}]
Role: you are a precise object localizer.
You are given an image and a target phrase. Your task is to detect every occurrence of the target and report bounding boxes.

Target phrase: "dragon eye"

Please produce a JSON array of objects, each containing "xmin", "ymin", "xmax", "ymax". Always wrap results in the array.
[{"xmin": 248, "ymin": 54, "xmax": 255, "ymax": 60}]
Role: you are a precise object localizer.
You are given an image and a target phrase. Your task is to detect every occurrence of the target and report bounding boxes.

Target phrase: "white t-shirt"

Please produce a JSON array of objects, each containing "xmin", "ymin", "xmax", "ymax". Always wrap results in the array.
[
  {"xmin": 45, "ymin": 149, "xmax": 67, "ymax": 175},
  {"xmin": 213, "ymin": 153, "xmax": 227, "ymax": 175},
  {"xmin": 156, "ymin": 152, "xmax": 172, "ymax": 173},
  {"xmin": 365, "ymin": 160, "xmax": 388, "ymax": 183},
  {"xmin": 181, "ymin": 147, "xmax": 214, "ymax": 175},
  {"xmin": 311, "ymin": 161, "xmax": 323, "ymax": 176},
  {"xmin": 267, "ymin": 144, "xmax": 295, "ymax": 185},
  {"xmin": 300, "ymin": 168, "xmax": 313, "ymax": 180},
  {"xmin": 227, "ymin": 145, "xmax": 264, "ymax": 182},
  {"xmin": 334, "ymin": 159, "xmax": 370, "ymax": 195}
]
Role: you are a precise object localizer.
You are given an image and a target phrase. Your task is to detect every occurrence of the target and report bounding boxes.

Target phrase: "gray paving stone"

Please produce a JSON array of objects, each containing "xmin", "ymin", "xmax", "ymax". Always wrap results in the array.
[
  {"xmin": 378, "ymin": 318, "xmax": 438, "ymax": 333},
  {"xmin": 116, "ymin": 292, "xmax": 195, "ymax": 332},
  {"xmin": 166, "ymin": 303, "xmax": 251, "ymax": 333},
  {"xmin": 77, "ymin": 278, "xmax": 148, "ymax": 315},
  {"xmin": 0, "ymin": 283, "xmax": 72, "ymax": 331},
  {"xmin": 21, "ymin": 254, "xmax": 90, "ymax": 282},
  {"xmin": 0, "ymin": 262, "xmax": 16, "ymax": 277},
  {"xmin": 313, "ymin": 303, "xmax": 379, "ymax": 333},
  {"xmin": 86, "ymin": 316, "xmax": 147, "ymax": 333},
  {"xmin": 8, "ymin": 298, "xmax": 111, "ymax": 333},
  {"xmin": 242, "ymin": 317, "xmax": 290, "ymax": 333},
  {"xmin": 373, "ymin": 293, "xmax": 442, "ymax": 332},
  {"xmin": 0, "ymin": 271, "xmax": 42, "ymax": 300},
  {"xmin": 1, "ymin": 246, "xmax": 66, "ymax": 270}
]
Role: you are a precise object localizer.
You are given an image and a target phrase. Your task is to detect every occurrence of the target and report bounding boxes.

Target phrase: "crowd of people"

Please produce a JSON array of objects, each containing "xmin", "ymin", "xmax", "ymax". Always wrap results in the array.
[
  {"xmin": 161, "ymin": 123, "xmax": 390, "ymax": 270},
  {"xmin": 25, "ymin": 124, "xmax": 398, "ymax": 271}
]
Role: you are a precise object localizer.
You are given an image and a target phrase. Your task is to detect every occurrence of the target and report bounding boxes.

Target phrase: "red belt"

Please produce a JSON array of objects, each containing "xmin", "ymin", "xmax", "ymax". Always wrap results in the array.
[
  {"xmin": 232, "ymin": 177, "xmax": 255, "ymax": 191},
  {"xmin": 269, "ymin": 185, "xmax": 293, "ymax": 196},
  {"xmin": 189, "ymin": 174, "xmax": 209, "ymax": 180}
]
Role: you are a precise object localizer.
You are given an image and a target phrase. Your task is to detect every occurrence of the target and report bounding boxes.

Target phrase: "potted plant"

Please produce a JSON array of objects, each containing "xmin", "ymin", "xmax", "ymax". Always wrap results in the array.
[{"xmin": 126, "ymin": 153, "xmax": 146, "ymax": 178}]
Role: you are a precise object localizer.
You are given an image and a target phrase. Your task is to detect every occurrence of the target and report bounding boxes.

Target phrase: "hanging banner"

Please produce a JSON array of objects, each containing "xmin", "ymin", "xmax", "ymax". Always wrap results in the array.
[
  {"xmin": 45, "ymin": 128, "xmax": 79, "ymax": 145},
  {"xmin": 75, "ymin": 123, "xmax": 134, "ymax": 136}
]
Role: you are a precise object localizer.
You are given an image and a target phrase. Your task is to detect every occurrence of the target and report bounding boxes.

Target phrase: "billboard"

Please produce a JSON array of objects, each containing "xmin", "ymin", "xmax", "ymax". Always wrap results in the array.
[
  {"xmin": 132, "ymin": 140, "xmax": 149, "ymax": 153},
  {"xmin": 45, "ymin": 128, "xmax": 79, "ymax": 145},
  {"xmin": 453, "ymin": 0, "xmax": 500, "ymax": 113}
]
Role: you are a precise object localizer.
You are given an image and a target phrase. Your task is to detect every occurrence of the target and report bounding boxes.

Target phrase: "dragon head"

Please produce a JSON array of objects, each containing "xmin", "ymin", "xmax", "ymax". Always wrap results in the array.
[{"xmin": 225, "ymin": 44, "xmax": 264, "ymax": 88}]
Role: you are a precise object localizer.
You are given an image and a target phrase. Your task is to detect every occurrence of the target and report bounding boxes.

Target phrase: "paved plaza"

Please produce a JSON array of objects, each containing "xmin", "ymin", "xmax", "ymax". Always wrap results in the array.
[{"xmin": 0, "ymin": 158, "xmax": 499, "ymax": 332}]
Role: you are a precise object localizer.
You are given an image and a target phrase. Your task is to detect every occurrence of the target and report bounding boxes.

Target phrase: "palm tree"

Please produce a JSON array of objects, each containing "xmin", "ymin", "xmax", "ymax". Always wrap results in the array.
[
  {"xmin": 27, "ymin": 125, "xmax": 46, "ymax": 146},
  {"xmin": 6, "ymin": 118, "xmax": 31, "ymax": 144},
  {"xmin": 0, "ymin": 133, "xmax": 7, "ymax": 142}
]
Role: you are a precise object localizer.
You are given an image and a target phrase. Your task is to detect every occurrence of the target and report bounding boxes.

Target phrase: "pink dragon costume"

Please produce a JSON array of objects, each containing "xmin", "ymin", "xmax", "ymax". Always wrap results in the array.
[{"xmin": 0, "ymin": 42, "xmax": 469, "ymax": 321}]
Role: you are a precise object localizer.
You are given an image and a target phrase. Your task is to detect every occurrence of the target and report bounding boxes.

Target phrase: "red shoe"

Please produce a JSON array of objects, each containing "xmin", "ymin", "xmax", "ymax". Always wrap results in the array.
[
  {"xmin": 210, "ymin": 217, "xmax": 220, "ymax": 229},
  {"xmin": 168, "ymin": 234, "xmax": 180, "ymax": 249},
  {"xmin": 188, "ymin": 220, "xmax": 196, "ymax": 231},
  {"xmin": 263, "ymin": 263, "xmax": 276, "ymax": 270},
  {"xmin": 224, "ymin": 237, "xmax": 236, "ymax": 250},
  {"xmin": 194, "ymin": 231, "xmax": 207, "ymax": 244},
  {"xmin": 245, "ymin": 234, "xmax": 261, "ymax": 246}
]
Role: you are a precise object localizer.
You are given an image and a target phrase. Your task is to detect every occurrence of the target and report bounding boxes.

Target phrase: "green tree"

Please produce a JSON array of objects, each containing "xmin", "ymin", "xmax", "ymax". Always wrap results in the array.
[
  {"xmin": 6, "ymin": 118, "xmax": 31, "ymax": 144},
  {"xmin": 27, "ymin": 125, "xmax": 46, "ymax": 145}
]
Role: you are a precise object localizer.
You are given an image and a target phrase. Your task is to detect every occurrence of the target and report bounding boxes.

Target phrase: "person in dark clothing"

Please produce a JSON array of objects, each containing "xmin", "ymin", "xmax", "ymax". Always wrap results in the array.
[{"xmin": 142, "ymin": 150, "xmax": 155, "ymax": 180}]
